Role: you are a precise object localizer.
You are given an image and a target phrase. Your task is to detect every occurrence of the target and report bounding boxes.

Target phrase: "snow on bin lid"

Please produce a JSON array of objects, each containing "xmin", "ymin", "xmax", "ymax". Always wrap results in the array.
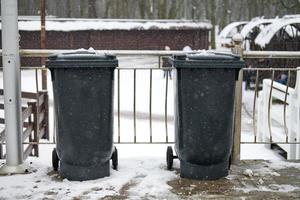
[
  {"xmin": 48, "ymin": 48, "xmax": 116, "ymax": 61},
  {"xmin": 170, "ymin": 50, "xmax": 244, "ymax": 68},
  {"xmin": 186, "ymin": 50, "xmax": 241, "ymax": 60},
  {"xmin": 46, "ymin": 48, "xmax": 118, "ymax": 68}
]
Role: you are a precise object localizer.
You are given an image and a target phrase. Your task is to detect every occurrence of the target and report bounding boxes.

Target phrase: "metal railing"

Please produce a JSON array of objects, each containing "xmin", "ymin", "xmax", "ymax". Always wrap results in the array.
[
  {"xmin": 114, "ymin": 67, "xmax": 174, "ymax": 144},
  {"xmin": 238, "ymin": 45, "xmax": 300, "ymax": 160},
  {"xmin": 1, "ymin": 48, "xmax": 299, "ymax": 161},
  {"xmin": 241, "ymin": 67, "xmax": 300, "ymax": 160}
]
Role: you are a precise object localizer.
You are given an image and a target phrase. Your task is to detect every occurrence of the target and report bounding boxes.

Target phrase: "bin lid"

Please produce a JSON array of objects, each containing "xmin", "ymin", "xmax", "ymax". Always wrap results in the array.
[
  {"xmin": 46, "ymin": 50, "xmax": 118, "ymax": 68},
  {"xmin": 169, "ymin": 51, "xmax": 245, "ymax": 69}
]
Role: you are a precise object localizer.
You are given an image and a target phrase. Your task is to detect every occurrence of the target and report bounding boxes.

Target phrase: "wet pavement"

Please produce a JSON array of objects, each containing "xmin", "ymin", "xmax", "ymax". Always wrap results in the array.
[{"xmin": 167, "ymin": 160, "xmax": 300, "ymax": 200}]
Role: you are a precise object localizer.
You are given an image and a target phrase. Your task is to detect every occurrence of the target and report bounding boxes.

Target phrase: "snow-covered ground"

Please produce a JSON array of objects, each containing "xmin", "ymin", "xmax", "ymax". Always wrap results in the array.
[{"xmin": 0, "ymin": 56, "xmax": 298, "ymax": 199}]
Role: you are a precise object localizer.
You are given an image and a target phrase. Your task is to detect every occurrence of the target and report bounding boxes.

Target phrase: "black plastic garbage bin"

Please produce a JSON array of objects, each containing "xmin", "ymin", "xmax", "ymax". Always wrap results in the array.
[
  {"xmin": 46, "ymin": 50, "xmax": 118, "ymax": 181},
  {"xmin": 167, "ymin": 51, "xmax": 244, "ymax": 180}
]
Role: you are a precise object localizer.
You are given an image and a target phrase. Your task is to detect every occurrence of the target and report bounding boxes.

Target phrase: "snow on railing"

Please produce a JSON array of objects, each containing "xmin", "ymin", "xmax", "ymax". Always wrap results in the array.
[{"xmin": 257, "ymin": 68, "xmax": 300, "ymax": 160}]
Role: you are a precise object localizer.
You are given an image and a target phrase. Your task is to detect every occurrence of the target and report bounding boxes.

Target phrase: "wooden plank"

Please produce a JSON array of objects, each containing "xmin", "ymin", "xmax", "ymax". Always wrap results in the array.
[
  {"xmin": 23, "ymin": 145, "xmax": 34, "ymax": 160},
  {"xmin": 38, "ymin": 111, "xmax": 45, "ymax": 125},
  {"xmin": 0, "ymin": 125, "xmax": 33, "ymax": 143},
  {"xmin": 22, "ymin": 105, "xmax": 33, "ymax": 122},
  {"xmin": 0, "ymin": 104, "xmax": 27, "ymax": 111},
  {"xmin": 23, "ymin": 125, "xmax": 33, "ymax": 142},
  {"xmin": 0, "ymin": 89, "xmax": 38, "ymax": 99},
  {"xmin": 38, "ymin": 94, "xmax": 45, "ymax": 107},
  {"xmin": 0, "ymin": 129, "xmax": 5, "ymax": 142},
  {"xmin": 23, "ymin": 122, "xmax": 31, "ymax": 128},
  {"xmin": 38, "ymin": 126, "xmax": 46, "ymax": 140},
  {"xmin": 21, "ymin": 92, "xmax": 37, "ymax": 99}
]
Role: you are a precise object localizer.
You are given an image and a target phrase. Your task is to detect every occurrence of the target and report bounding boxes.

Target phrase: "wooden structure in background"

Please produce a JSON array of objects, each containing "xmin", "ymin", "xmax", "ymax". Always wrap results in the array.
[{"xmin": 0, "ymin": 90, "xmax": 49, "ymax": 159}]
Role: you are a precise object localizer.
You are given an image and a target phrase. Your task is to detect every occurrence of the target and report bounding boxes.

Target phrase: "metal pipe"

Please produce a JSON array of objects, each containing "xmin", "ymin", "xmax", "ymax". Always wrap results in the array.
[
  {"xmin": 1, "ymin": 49, "xmax": 300, "ymax": 59},
  {"xmin": 117, "ymin": 69, "xmax": 121, "ymax": 143},
  {"xmin": 165, "ymin": 72, "xmax": 169, "ymax": 143},
  {"xmin": 283, "ymin": 70, "xmax": 291, "ymax": 143},
  {"xmin": 252, "ymin": 70, "xmax": 260, "ymax": 142},
  {"xmin": 267, "ymin": 71, "xmax": 275, "ymax": 143},
  {"xmin": 133, "ymin": 69, "xmax": 137, "ymax": 143},
  {"xmin": 149, "ymin": 69, "xmax": 153, "ymax": 143},
  {"xmin": 243, "ymin": 51, "xmax": 300, "ymax": 59},
  {"xmin": 158, "ymin": 56, "xmax": 161, "ymax": 68},
  {"xmin": 0, "ymin": 0, "xmax": 27, "ymax": 174},
  {"xmin": 241, "ymin": 141, "xmax": 300, "ymax": 144}
]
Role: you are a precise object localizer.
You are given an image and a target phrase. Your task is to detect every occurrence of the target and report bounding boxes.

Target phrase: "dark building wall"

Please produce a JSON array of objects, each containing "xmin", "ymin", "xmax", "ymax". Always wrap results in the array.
[
  {"xmin": 1, "ymin": 29, "xmax": 210, "ymax": 66},
  {"xmin": 89, "ymin": 29, "xmax": 209, "ymax": 50}
]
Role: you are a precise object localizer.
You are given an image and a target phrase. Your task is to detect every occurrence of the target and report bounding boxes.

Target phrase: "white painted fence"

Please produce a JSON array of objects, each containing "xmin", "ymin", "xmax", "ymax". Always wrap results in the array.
[{"xmin": 257, "ymin": 68, "xmax": 300, "ymax": 160}]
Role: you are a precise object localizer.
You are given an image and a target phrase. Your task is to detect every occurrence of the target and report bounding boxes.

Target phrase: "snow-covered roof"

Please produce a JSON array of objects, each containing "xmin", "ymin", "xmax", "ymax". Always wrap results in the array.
[
  {"xmin": 240, "ymin": 17, "xmax": 276, "ymax": 38},
  {"xmin": 219, "ymin": 21, "xmax": 248, "ymax": 39},
  {"xmin": 255, "ymin": 18, "xmax": 300, "ymax": 47},
  {"xmin": 282, "ymin": 14, "xmax": 300, "ymax": 19},
  {"xmin": 0, "ymin": 18, "xmax": 212, "ymax": 31}
]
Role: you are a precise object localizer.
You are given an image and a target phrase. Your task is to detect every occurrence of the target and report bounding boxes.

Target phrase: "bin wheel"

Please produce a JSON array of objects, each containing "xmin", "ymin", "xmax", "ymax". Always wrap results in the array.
[
  {"xmin": 52, "ymin": 148, "xmax": 59, "ymax": 171},
  {"xmin": 111, "ymin": 146, "xmax": 118, "ymax": 170},
  {"xmin": 166, "ymin": 146, "xmax": 174, "ymax": 170}
]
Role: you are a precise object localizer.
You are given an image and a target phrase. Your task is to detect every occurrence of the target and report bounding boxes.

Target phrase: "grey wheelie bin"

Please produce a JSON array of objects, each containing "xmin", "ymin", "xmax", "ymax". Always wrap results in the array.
[
  {"xmin": 46, "ymin": 50, "xmax": 118, "ymax": 181},
  {"xmin": 166, "ymin": 51, "xmax": 244, "ymax": 180}
]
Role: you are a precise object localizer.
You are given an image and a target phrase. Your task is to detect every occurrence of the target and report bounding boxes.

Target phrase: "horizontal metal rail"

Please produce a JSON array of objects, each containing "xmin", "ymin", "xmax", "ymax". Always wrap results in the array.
[
  {"xmin": 0, "ymin": 49, "xmax": 183, "ymax": 58},
  {"xmin": 244, "ymin": 51, "xmax": 300, "ymax": 59},
  {"xmin": 0, "ymin": 49, "xmax": 298, "ymax": 59},
  {"xmin": 241, "ymin": 142, "xmax": 300, "ymax": 144},
  {"xmin": 242, "ymin": 68, "xmax": 299, "ymax": 71}
]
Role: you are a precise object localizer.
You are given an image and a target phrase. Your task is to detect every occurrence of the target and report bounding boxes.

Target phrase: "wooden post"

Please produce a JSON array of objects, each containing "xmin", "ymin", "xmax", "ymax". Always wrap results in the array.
[
  {"xmin": 40, "ymin": 0, "xmax": 47, "ymax": 90},
  {"xmin": 28, "ymin": 114, "xmax": 34, "ymax": 156},
  {"xmin": 231, "ymin": 34, "xmax": 243, "ymax": 164},
  {"xmin": 40, "ymin": 90, "xmax": 49, "ymax": 140}
]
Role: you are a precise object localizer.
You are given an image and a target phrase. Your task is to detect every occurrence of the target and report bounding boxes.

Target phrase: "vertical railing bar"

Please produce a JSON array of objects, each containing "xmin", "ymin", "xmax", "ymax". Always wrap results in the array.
[
  {"xmin": 28, "ymin": 115, "xmax": 33, "ymax": 156},
  {"xmin": 268, "ymin": 70, "xmax": 275, "ymax": 143},
  {"xmin": 133, "ymin": 69, "xmax": 137, "ymax": 143},
  {"xmin": 158, "ymin": 56, "xmax": 161, "ymax": 68},
  {"xmin": 253, "ymin": 70, "xmax": 260, "ymax": 143},
  {"xmin": 35, "ymin": 69, "xmax": 40, "ymax": 146},
  {"xmin": 53, "ymin": 99, "xmax": 56, "ymax": 144},
  {"xmin": 35, "ymin": 69, "xmax": 39, "ymax": 94},
  {"xmin": 165, "ymin": 70, "xmax": 169, "ymax": 143},
  {"xmin": 283, "ymin": 70, "xmax": 290, "ymax": 143},
  {"xmin": 118, "ymin": 69, "xmax": 121, "ymax": 143},
  {"xmin": 149, "ymin": 69, "xmax": 153, "ymax": 143}
]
